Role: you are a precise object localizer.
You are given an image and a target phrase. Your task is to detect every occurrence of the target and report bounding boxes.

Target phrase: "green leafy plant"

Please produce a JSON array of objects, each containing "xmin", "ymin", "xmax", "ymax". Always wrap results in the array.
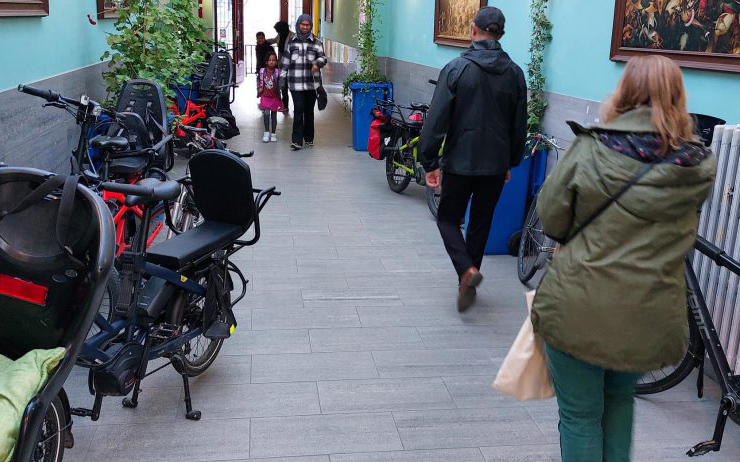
[
  {"xmin": 100, "ymin": 0, "xmax": 211, "ymax": 102},
  {"xmin": 526, "ymin": 0, "xmax": 553, "ymax": 151},
  {"xmin": 342, "ymin": 0, "xmax": 388, "ymax": 107}
]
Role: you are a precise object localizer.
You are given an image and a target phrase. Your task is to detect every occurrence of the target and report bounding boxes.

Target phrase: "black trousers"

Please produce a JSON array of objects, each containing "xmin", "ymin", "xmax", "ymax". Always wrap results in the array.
[
  {"xmin": 290, "ymin": 90, "xmax": 317, "ymax": 145},
  {"xmin": 437, "ymin": 171, "xmax": 507, "ymax": 279}
]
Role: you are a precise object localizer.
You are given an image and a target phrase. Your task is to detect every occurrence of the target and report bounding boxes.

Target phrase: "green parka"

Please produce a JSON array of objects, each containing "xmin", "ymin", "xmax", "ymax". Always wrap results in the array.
[{"xmin": 531, "ymin": 108, "xmax": 716, "ymax": 373}]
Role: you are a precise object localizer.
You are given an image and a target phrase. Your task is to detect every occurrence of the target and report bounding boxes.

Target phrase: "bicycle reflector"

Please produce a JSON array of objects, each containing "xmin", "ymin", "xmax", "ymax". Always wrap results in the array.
[
  {"xmin": 0, "ymin": 274, "xmax": 49, "ymax": 306},
  {"xmin": 408, "ymin": 113, "xmax": 423, "ymax": 122}
]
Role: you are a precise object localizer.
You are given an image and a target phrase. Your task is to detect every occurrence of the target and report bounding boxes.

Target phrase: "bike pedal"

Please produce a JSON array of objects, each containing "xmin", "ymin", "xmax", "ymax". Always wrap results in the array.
[
  {"xmin": 204, "ymin": 321, "xmax": 231, "ymax": 340},
  {"xmin": 687, "ymin": 440, "xmax": 720, "ymax": 457},
  {"xmin": 70, "ymin": 407, "xmax": 94, "ymax": 418},
  {"xmin": 150, "ymin": 323, "xmax": 178, "ymax": 340}
]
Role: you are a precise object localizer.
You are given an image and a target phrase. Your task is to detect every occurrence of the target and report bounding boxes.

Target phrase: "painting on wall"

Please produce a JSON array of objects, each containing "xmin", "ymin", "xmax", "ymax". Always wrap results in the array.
[
  {"xmin": 610, "ymin": 0, "xmax": 740, "ymax": 73},
  {"xmin": 97, "ymin": 0, "xmax": 119, "ymax": 19},
  {"xmin": 325, "ymin": 0, "xmax": 334, "ymax": 23},
  {"xmin": 434, "ymin": 0, "xmax": 486, "ymax": 47}
]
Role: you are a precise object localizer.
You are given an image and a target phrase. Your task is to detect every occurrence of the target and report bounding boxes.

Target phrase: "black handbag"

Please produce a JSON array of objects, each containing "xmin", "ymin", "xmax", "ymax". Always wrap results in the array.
[{"xmin": 315, "ymin": 73, "xmax": 328, "ymax": 111}]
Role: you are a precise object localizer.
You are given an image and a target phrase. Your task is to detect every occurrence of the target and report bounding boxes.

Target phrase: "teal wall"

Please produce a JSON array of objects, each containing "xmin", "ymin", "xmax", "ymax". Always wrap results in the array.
[
  {"xmin": 377, "ymin": 0, "xmax": 530, "ymax": 72},
  {"xmin": 378, "ymin": 0, "xmax": 740, "ymax": 124},
  {"xmin": 0, "ymin": 0, "xmax": 114, "ymax": 92},
  {"xmin": 321, "ymin": 0, "xmax": 361, "ymax": 48}
]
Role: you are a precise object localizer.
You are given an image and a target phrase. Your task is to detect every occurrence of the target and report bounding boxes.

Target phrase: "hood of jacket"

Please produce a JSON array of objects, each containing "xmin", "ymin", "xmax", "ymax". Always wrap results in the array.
[
  {"xmin": 587, "ymin": 108, "xmax": 716, "ymax": 223},
  {"xmin": 460, "ymin": 40, "xmax": 512, "ymax": 75}
]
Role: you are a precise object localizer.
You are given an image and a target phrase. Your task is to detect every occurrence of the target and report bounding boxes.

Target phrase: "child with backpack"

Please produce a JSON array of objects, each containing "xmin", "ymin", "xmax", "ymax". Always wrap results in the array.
[{"xmin": 258, "ymin": 50, "xmax": 283, "ymax": 142}]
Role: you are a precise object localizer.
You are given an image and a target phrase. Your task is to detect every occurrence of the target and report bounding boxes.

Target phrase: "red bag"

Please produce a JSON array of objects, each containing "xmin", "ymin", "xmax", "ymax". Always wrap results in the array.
[{"xmin": 368, "ymin": 109, "xmax": 387, "ymax": 160}]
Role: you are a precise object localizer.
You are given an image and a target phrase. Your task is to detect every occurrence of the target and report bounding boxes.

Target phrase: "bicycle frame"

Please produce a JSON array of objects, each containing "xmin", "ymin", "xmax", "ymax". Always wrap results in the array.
[
  {"xmin": 683, "ymin": 237, "xmax": 740, "ymax": 456},
  {"xmin": 103, "ymin": 189, "xmax": 166, "ymax": 257}
]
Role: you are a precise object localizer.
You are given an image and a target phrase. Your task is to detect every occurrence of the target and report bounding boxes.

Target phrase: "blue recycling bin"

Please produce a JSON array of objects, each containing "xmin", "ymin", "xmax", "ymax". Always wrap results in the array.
[
  {"xmin": 172, "ymin": 76, "xmax": 200, "ymax": 114},
  {"xmin": 350, "ymin": 82, "xmax": 392, "ymax": 151},
  {"xmin": 464, "ymin": 154, "xmax": 533, "ymax": 255}
]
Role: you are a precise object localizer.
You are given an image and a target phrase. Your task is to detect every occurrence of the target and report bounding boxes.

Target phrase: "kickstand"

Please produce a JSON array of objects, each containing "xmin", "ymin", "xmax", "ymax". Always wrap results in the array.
[
  {"xmin": 172, "ymin": 351, "xmax": 201, "ymax": 420},
  {"xmin": 687, "ymin": 397, "xmax": 732, "ymax": 457}
]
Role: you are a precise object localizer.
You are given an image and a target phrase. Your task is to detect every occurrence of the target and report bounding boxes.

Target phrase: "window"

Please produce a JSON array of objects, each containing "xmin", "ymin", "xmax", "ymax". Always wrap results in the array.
[
  {"xmin": 0, "ymin": 0, "xmax": 49, "ymax": 17},
  {"xmin": 96, "ymin": 0, "xmax": 118, "ymax": 19}
]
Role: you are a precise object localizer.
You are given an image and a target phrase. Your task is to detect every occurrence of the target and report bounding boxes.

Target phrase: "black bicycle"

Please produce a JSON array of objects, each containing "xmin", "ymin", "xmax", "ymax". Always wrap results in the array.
[{"xmin": 636, "ymin": 236, "xmax": 740, "ymax": 457}]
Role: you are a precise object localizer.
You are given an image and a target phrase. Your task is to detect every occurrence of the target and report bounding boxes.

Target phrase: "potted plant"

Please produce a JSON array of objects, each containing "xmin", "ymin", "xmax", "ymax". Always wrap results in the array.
[
  {"xmin": 341, "ymin": 0, "xmax": 391, "ymax": 151},
  {"xmin": 100, "ymin": 0, "xmax": 211, "ymax": 102}
]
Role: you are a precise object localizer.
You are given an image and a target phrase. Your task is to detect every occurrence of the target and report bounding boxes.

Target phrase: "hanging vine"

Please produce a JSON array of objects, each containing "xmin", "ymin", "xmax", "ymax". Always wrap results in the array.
[{"xmin": 527, "ymin": 0, "xmax": 553, "ymax": 137}]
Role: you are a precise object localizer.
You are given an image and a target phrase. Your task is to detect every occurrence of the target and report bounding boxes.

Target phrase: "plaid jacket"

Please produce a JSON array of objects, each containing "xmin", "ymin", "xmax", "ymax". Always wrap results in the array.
[{"xmin": 279, "ymin": 34, "xmax": 327, "ymax": 92}]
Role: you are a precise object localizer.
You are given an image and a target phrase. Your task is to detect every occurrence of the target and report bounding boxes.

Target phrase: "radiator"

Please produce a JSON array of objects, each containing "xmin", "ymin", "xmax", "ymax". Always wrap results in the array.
[{"xmin": 694, "ymin": 124, "xmax": 740, "ymax": 372}]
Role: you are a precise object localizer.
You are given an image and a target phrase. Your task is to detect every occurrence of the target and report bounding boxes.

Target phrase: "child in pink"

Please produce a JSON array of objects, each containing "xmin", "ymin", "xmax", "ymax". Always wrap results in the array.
[{"xmin": 258, "ymin": 50, "xmax": 284, "ymax": 142}]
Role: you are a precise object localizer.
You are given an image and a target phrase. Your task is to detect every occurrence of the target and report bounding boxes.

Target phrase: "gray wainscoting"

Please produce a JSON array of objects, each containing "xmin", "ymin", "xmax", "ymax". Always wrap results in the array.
[{"xmin": 0, "ymin": 62, "xmax": 109, "ymax": 172}]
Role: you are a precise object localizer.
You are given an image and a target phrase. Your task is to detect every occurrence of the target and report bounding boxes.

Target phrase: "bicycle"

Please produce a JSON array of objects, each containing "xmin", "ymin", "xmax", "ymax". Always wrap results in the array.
[
  {"xmin": 517, "ymin": 136, "xmax": 562, "ymax": 283},
  {"xmin": 636, "ymin": 236, "xmax": 740, "ymax": 457},
  {"xmin": 374, "ymin": 93, "xmax": 442, "ymax": 219},
  {"xmin": 66, "ymin": 151, "xmax": 278, "ymax": 449}
]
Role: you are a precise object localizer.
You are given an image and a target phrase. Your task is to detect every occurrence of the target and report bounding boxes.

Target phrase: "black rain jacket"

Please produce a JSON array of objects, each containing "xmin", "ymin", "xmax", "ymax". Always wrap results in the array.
[{"xmin": 418, "ymin": 40, "xmax": 527, "ymax": 176}]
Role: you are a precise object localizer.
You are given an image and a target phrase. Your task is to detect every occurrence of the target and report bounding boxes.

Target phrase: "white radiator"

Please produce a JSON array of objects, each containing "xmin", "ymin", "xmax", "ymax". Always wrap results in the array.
[{"xmin": 694, "ymin": 124, "xmax": 740, "ymax": 373}]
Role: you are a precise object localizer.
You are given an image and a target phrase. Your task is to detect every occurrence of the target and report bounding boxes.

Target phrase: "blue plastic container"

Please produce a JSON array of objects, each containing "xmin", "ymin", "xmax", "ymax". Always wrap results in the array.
[
  {"xmin": 350, "ymin": 82, "xmax": 392, "ymax": 151},
  {"xmin": 464, "ymin": 155, "xmax": 533, "ymax": 255},
  {"xmin": 529, "ymin": 148, "xmax": 548, "ymax": 199},
  {"xmin": 172, "ymin": 76, "xmax": 200, "ymax": 114}
]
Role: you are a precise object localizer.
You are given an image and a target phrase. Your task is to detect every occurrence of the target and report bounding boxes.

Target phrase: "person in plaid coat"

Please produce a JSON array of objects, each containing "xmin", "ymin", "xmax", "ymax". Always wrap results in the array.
[{"xmin": 279, "ymin": 14, "xmax": 327, "ymax": 151}]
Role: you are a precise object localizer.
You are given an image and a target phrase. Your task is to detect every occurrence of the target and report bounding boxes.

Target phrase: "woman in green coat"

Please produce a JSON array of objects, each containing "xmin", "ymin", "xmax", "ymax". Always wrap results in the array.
[{"xmin": 532, "ymin": 55, "xmax": 716, "ymax": 461}]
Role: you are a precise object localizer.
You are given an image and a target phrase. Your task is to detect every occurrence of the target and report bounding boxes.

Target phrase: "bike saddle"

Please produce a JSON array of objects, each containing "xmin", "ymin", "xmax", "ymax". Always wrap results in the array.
[
  {"xmin": 124, "ymin": 177, "xmax": 181, "ymax": 207},
  {"xmin": 410, "ymin": 102, "xmax": 430, "ymax": 112},
  {"xmin": 207, "ymin": 116, "xmax": 230, "ymax": 130},
  {"xmin": 90, "ymin": 135, "xmax": 129, "ymax": 152}
]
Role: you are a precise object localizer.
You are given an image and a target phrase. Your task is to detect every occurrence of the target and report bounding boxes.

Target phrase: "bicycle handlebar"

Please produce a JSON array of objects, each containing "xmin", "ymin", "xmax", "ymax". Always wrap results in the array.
[
  {"xmin": 18, "ymin": 83, "xmax": 119, "ymax": 118},
  {"xmin": 695, "ymin": 236, "xmax": 740, "ymax": 276},
  {"xmin": 99, "ymin": 182, "xmax": 156, "ymax": 198},
  {"xmin": 18, "ymin": 85, "xmax": 62, "ymax": 103}
]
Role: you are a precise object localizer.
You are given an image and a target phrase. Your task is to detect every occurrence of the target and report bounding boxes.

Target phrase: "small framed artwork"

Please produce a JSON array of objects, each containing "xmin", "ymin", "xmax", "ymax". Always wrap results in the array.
[
  {"xmin": 434, "ymin": 0, "xmax": 486, "ymax": 47},
  {"xmin": 610, "ymin": 0, "xmax": 740, "ymax": 73},
  {"xmin": 97, "ymin": 0, "xmax": 118, "ymax": 20},
  {"xmin": 325, "ymin": 0, "xmax": 334, "ymax": 23}
]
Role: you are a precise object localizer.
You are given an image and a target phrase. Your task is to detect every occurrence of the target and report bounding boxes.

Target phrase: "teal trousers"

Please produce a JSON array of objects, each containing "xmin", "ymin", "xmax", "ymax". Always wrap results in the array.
[{"xmin": 545, "ymin": 344, "xmax": 642, "ymax": 462}]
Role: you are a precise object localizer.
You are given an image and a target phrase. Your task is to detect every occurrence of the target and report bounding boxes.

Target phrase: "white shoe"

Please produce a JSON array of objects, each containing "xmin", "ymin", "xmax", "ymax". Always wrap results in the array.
[
  {"xmin": 262, "ymin": 132, "xmax": 270, "ymax": 143},
  {"xmin": 270, "ymin": 133, "xmax": 277, "ymax": 142}
]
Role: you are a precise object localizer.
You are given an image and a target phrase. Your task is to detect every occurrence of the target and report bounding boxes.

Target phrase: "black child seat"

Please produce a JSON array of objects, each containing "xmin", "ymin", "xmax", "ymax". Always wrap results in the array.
[
  {"xmin": 146, "ymin": 150, "xmax": 255, "ymax": 269},
  {"xmin": 0, "ymin": 168, "xmax": 115, "ymax": 462},
  {"xmin": 102, "ymin": 80, "xmax": 172, "ymax": 175},
  {"xmin": 195, "ymin": 52, "xmax": 234, "ymax": 107}
]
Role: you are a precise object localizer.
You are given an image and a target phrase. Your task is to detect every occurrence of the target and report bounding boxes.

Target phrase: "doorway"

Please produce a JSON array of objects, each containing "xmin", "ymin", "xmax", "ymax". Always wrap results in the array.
[{"xmin": 214, "ymin": 0, "xmax": 245, "ymax": 83}]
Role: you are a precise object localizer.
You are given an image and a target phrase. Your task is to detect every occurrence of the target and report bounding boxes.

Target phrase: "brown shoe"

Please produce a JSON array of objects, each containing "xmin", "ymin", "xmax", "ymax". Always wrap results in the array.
[{"xmin": 457, "ymin": 267, "xmax": 483, "ymax": 312}]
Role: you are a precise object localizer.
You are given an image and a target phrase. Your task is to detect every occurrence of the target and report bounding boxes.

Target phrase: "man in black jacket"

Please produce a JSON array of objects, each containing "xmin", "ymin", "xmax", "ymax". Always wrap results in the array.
[{"xmin": 419, "ymin": 6, "xmax": 527, "ymax": 312}]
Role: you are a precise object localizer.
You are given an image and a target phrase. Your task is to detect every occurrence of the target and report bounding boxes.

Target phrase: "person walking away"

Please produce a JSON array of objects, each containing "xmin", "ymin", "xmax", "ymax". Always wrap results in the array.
[
  {"xmin": 418, "ymin": 6, "xmax": 527, "ymax": 312},
  {"xmin": 274, "ymin": 21, "xmax": 292, "ymax": 113},
  {"xmin": 258, "ymin": 50, "xmax": 283, "ymax": 143},
  {"xmin": 279, "ymin": 14, "xmax": 327, "ymax": 151},
  {"xmin": 532, "ymin": 55, "xmax": 716, "ymax": 461}
]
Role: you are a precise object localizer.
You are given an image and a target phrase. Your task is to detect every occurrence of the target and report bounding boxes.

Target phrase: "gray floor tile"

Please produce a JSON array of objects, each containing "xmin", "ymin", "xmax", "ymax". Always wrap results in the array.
[
  {"xmin": 357, "ymin": 305, "xmax": 502, "ymax": 327},
  {"xmin": 393, "ymin": 407, "xmax": 544, "ymax": 450},
  {"xmin": 417, "ymin": 326, "xmax": 517, "ymax": 349},
  {"xmin": 309, "ymin": 327, "xmax": 424, "ymax": 352},
  {"xmin": 252, "ymin": 308, "xmax": 360, "ymax": 330},
  {"xmin": 244, "ymin": 457, "xmax": 329, "ymax": 462},
  {"xmin": 302, "ymin": 289, "xmax": 401, "ymax": 307},
  {"xmin": 318, "ymin": 378, "xmax": 455, "ymax": 414},
  {"xmin": 480, "ymin": 444, "xmax": 561, "ymax": 461},
  {"xmin": 372, "ymin": 349, "xmax": 498, "ymax": 378},
  {"xmin": 221, "ymin": 329, "xmax": 311, "ymax": 355},
  {"xmin": 251, "ymin": 352, "xmax": 378, "ymax": 383},
  {"xmin": 67, "ymin": 385, "xmax": 181, "ymax": 427},
  {"xmin": 443, "ymin": 376, "xmax": 557, "ymax": 409},
  {"xmin": 250, "ymin": 413, "xmax": 402, "ymax": 458},
  {"xmin": 181, "ymin": 382, "xmax": 320, "ymax": 419},
  {"xmin": 330, "ymin": 448, "xmax": 486, "ymax": 461},
  {"xmin": 85, "ymin": 418, "xmax": 250, "ymax": 461},
  {"xmin": 251, "ymin": 273, "xmax": 349, "ymax": 291},
  {"xmin": 234, "ymin": 290, "xmax": 305, "ymax": 310},
  {"xmin": 61, "ymin": 425, "xmax": 96, "ymax": 462}
]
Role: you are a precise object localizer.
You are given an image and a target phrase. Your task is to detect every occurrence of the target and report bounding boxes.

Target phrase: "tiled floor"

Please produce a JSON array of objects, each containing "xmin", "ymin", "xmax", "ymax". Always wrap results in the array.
[{"xmin": 62, "ymin": 84, "xmax": 740, "ymax": 461}]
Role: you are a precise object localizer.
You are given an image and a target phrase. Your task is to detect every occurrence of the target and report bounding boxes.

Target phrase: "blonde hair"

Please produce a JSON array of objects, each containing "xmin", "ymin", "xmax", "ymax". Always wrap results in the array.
[{"xmin": 601, "ymin": 55, "xmax": 693, "ymax": 154}]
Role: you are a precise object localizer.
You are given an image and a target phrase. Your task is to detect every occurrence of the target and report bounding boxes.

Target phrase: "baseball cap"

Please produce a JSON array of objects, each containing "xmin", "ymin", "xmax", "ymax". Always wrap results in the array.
[{"xmin": 474, "ymin": 6, "xmax": 505, "ymax": 34}]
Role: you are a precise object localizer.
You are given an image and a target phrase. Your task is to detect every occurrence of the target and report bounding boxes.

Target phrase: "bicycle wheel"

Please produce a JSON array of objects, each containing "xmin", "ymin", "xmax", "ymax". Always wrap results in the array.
[
  {"xmin": 518, "ymin": 201, "xmax": 552, "ymax": 283},
  {"xmin": 386, "ymin": 134, "xmax": 412, "ymax": 193},
  {"xmin": 85, "ymin": 267, "xmax": 120, "ymax": 339},
  {"xmin": 166, "ymin": 187, "xmax": 202, "ymax": 239},
  {"xmin": 635, "ymin": 306, "xmax": 702, "ymax": 394},
  {"xmin": 30, "ymin": 394, "xmax": 66, "ymax": 462},
  {"xmin": 172, "ymin": 270, "xmax": 229, "ymax": 377},
  {"xmin": 426, "ymin": 186, "xmax": 441, "ymax": 219}
]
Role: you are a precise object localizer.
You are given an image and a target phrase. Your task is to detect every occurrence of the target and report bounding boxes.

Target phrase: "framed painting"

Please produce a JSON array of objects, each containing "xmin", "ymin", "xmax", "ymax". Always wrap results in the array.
[
  {"xmin": 610, "ymin": 0, "xmax": 740, "ymax": 73},
  {"xmin": 434, "ymin": 0, "xmax": 486, "ymax": 47},
  {"xmin": 97, "ymin": 0, "xmax": 118, "ymax": 19},
  {"xmin": 325, "ymin": 0, "xmax": 333, "ymax": 23}
]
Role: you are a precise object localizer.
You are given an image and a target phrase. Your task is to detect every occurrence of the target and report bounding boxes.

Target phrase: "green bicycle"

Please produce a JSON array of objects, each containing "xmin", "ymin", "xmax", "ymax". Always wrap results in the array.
[{"xmin": 375, "ymin": 98, "xmax": 442, "ymax": 218}]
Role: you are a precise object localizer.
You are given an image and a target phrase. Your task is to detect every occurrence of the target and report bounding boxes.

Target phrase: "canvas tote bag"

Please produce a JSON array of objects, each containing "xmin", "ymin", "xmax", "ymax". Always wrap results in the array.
[{"xmin": 493, "ymin": 290, "xmax": 554, "ymax": 400}]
